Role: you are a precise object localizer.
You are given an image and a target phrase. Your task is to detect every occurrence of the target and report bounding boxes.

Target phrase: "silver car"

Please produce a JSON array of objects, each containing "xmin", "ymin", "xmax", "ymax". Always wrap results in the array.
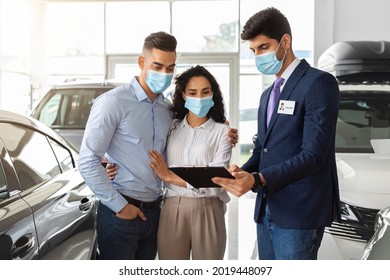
[
  {"xmin": 361, "ymin": 205, "xmax": 390, "ymax": 260},
  {"xmin": 30, "ymin": 80, "xmax": 123, "ymax": 150}
]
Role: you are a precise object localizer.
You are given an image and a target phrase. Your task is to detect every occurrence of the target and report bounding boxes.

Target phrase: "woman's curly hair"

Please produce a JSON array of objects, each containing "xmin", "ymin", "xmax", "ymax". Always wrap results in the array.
[{"xmin": 171, "ymin": 65, "xmax": 226, "ymax": 123}]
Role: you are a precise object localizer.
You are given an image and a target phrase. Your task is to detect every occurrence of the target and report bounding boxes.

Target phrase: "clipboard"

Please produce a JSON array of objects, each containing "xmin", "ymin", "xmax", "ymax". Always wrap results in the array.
[{"xmin": 169, "ymin": 166, "xmax": 234, "ymax": 188}]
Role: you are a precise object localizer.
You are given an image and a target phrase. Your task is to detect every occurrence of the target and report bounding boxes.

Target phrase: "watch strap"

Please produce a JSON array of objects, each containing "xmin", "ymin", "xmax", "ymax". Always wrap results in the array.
[{"xmin": 251, "ymin": 172, "xmax": 263, "ymax": 193}]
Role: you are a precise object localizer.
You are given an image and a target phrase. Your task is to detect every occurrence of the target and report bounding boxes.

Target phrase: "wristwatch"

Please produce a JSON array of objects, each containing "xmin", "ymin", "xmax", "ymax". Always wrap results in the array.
[{"xmin": 251, "ymin": 172, "xmax": 263, "ymax": 193}]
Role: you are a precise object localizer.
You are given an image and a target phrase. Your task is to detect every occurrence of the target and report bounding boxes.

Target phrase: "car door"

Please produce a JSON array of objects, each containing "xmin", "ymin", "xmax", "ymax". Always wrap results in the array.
[
  {"xmin": 34, "ymin": 138, "xmax": 98, "ymax": 260},
  {"xmin": 0, "ymin": 139, "xmax": 39, "ymax": 260},
  {"xmin": 0, "ymin": 122, "xmax": 97, "ymax": 259}
]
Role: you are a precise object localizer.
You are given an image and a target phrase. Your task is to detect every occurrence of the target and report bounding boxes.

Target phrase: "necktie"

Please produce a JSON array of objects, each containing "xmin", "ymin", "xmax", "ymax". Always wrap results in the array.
[{"xmin": 266, "ymin": 77, "xmax": 284, "ymax": 127}]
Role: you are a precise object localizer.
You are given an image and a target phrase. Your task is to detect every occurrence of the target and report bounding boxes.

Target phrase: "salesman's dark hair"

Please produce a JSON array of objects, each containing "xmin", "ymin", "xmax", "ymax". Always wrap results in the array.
[{"xmin": 241, "ymin": 7, "xmax": 292, "ymax": 43}]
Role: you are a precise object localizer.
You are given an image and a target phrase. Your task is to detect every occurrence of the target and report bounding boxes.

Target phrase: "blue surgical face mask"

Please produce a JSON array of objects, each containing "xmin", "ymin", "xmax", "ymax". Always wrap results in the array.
[
  {"xmin": 145, "ymin": 69, "xmax": 173, "ymax": 94},
  {"xmin": 255, "ymin": 41, "xmax": 286, "ymax": 75},
  {"xmin": 184, "ymin": 96, "xmax": 214, "ymax": 118}
]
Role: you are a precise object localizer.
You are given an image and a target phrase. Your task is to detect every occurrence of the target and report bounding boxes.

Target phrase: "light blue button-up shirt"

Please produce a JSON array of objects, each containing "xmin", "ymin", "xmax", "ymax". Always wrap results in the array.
[{"xmin": 78, "ymin": 77, "xmax": 173, "ymax": 213}]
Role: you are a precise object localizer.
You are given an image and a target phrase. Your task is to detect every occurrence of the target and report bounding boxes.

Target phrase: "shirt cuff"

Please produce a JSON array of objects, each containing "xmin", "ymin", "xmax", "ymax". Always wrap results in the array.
[{"xmin": 104, "ymin": 194, "xmax": 128, "ymax": 214}]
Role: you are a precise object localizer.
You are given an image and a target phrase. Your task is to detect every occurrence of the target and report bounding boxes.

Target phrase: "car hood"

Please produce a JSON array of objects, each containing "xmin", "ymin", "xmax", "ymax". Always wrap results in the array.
[{"xmin": 336, "ymin": 153, "xmax": 390, "ymax": 210}]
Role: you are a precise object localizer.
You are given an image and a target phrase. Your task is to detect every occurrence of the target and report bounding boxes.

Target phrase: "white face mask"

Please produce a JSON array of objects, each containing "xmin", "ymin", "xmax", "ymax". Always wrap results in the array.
[
  {"xmin": 184, "ymin": 96, "xmax": 214, "ymax": 118},
  {"xmin": 255, "ymin": 41, "xmax": 286, "ymax": 75},
  {"xmin": 145, "ymin": 69, "xmax": 173, "ymax": 94},
  {"xmin": 142, "ymin": 59, "xmax": 174, "ymax": 94}
]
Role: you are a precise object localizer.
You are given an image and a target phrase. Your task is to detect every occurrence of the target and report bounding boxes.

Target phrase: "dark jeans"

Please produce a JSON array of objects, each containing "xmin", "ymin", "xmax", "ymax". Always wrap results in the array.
[
  {"xmin": 256, "ymin": 199, "xmax": 324, "ymax": 260},
  {"xmin": 96, "ymin": 202, "xmax": 160, "ymax": 260}
]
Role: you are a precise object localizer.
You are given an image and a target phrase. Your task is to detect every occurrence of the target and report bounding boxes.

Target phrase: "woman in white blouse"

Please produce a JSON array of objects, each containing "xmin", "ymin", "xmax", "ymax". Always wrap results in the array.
[{"xmin": 148, "ymin": 65, "xmax": 232, "ymax": 260}]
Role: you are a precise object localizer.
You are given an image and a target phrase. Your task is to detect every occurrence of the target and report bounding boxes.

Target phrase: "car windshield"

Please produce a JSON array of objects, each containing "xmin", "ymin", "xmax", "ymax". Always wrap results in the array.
[
  {"xmin": 336, "ymin": 91, "xmax": 390, "ymax": 153},
  {"xmin": 34, "ymin": 87, "xmax": 111, "ymax": 129}
]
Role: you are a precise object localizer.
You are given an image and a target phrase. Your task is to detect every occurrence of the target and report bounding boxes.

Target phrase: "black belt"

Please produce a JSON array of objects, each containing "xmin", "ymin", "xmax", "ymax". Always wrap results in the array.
[{"xmin": 122, "ymin": 194, "xmax": 163, "ymax": 210}]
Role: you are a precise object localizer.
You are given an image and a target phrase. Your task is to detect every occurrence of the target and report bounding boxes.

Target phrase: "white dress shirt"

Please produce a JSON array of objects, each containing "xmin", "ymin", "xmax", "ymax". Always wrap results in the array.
[{"xmin": 164, "ymin": 116, "xmax": 232, "ymax": 203}]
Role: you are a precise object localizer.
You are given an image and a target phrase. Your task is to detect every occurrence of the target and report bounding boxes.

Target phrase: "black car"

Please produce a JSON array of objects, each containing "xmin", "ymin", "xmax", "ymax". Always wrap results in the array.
[{"xmin": 0, "ymin": 110, "xmax": 98, "ymax": 259}]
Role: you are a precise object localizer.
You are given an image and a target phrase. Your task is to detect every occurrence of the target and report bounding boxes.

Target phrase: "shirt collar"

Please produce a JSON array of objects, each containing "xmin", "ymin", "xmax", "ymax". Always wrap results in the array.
[
  {"xmin": 131, "ymin": 76, "xmax": 161, "ymax": 102},
  {"xmin": 280, "ymin": 57, "xmax": 300, "ymax": 82},
  {"xmin": 181, "ymin": 115, "xmax": 215, "ymax": 129}
]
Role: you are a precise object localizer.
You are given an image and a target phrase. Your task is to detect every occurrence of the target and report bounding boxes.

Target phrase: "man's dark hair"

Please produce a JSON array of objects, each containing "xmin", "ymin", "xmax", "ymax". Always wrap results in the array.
[
  {"xmin": 143, "ymin": 31, "xmax": 177, "ymax": 52},
  {"xmin": 171, "ymin": 65, "xmax": 226, "ymax": 123},
  {"xmin": 241, "ymin": 7, "xmax": 291, "ymax": 42}
]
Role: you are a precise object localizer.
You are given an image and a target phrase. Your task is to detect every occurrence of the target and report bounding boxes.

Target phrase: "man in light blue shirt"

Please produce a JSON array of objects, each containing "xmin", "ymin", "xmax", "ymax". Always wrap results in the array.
[
  {"xmin": 79, "ymin": 77, "xmax": 173, "ymax": 213},
  {"xmin": 78, "ymin": 32, "xmax": 177, "ymax": 260}
]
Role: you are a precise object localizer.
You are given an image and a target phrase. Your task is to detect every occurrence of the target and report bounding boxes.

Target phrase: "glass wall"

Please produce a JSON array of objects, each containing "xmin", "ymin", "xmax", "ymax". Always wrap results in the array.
[
  {"xmin": 172, "ymin": 0, "xmax": 239, "ymax": 52},
  {"xmin": 105, "ymin": 2, "xmax": 171, "ymax": 53},
  {"xmin": 45, "ymin": 2, "xmax": 105, "ymax": 84}
]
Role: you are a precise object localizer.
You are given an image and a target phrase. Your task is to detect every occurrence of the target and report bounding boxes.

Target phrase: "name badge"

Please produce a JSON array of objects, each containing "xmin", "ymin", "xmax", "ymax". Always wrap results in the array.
[{"xmin": 277, "ymin": 100, "xmax": 295, "ymax": 115}]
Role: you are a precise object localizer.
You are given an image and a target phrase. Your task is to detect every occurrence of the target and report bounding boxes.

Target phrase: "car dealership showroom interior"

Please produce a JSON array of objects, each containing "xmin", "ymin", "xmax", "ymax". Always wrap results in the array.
[{"xmin": 1, "ymin": 0, "xmax": 390, "ymax": 269}]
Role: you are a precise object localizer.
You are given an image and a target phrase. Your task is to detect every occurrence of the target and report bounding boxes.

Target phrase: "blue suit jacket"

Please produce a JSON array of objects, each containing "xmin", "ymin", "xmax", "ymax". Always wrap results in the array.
[{"xmin": 242, "ymin": 59, "xmax": 341, "ymax": 229}]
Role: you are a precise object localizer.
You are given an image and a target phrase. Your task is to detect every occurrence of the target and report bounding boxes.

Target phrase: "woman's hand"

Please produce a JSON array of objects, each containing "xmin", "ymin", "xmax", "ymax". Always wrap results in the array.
[
  {"xmin": 148, "ymin": 149, "xmax": 187, "ymax": 187},
  {"xmin": 148, "ymin": 149, "xmax": 171, "ymax": 181}
]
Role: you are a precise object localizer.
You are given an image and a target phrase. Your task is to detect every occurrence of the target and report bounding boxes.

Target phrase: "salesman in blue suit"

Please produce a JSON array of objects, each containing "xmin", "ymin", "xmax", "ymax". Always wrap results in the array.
[{"xmin": 212, "ymin": 7, "xmax": 341, "ymax": 260}]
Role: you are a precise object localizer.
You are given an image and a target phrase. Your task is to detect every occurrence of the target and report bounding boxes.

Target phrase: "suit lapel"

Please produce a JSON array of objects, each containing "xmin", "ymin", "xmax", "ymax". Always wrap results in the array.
[
  {"xmin": 279, "ymin": 59, "xmax": 309, "ymax": 101},
  {"xmin": 258, "ymin": 86, "xmax": 272, "ymax": 142},
  {"xmin": 264, "ymin": 59, "xmax": 310, "ymax": 140}
]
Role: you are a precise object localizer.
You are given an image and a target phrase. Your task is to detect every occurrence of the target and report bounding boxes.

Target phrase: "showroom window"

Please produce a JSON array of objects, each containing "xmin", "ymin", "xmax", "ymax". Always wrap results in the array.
[
  {"xmin": 105, "ymin": 2, "xmax": 171, "ymax": 54},
  {"xmin": 0, "ymin": 0, "xmax": 31, "ymax": 114},
  {"xmin": 45, "ymin": 2, "xmax": 105, "ymax": 84},
  {"xmin": 172, "ymin": 0, "xmax": 239, "ymax": 52}
]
